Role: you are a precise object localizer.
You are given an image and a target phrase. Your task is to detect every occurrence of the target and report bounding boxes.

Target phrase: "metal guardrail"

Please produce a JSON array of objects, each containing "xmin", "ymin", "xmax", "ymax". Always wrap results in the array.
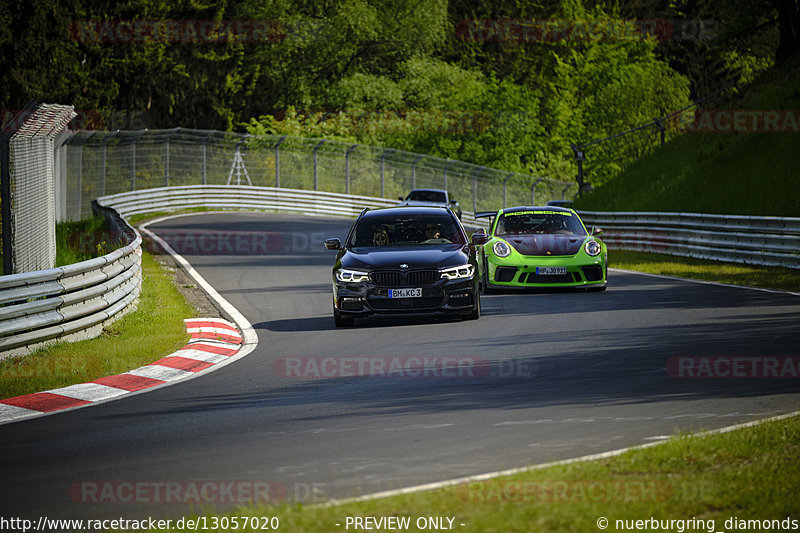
[
  {"xmin": 0, "ymin": 207, "xmax": 141, "ymax": 357},
  {"xmin": 579, "ymin": 211, "xmax": 800, "ymax": 269},
  {"xmin": 96, "ymin": 185, "xmax": 491, "ymax": 229}
]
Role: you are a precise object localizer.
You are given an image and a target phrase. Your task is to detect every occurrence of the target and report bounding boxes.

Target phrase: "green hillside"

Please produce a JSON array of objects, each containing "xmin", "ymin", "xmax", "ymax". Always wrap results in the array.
[{"xmin": 574, "ymin": 53, "xmax": 800, "ymax": 217}]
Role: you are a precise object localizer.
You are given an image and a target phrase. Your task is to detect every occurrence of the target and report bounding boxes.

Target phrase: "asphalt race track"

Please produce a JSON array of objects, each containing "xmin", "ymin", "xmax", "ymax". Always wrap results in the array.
[{"xmin": 1, "ymin": 212, "xmax": 799, "ymax": 520}]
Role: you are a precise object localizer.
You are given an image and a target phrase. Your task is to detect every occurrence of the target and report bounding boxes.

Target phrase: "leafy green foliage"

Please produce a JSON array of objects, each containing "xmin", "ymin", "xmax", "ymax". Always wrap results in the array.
[{"xmin": 0, "ymin": 0, "xmax": 784, "ymax": 187}]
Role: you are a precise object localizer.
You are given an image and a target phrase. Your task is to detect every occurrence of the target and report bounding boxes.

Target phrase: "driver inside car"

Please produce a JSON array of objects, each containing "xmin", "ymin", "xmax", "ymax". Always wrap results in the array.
[
  {"xmin": 373, "ymin": 227, "xmax": 389, "ymax": 246},
  {"xmin": 424, "ymin": 223, "xmax": 441, "ymax": 240}
]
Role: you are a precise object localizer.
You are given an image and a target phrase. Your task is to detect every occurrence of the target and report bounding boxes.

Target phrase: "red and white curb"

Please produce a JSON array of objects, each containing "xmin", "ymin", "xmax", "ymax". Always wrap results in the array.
[{"xmin": 0, "ymin": 318, "xmax": 243, "ymax": 425}]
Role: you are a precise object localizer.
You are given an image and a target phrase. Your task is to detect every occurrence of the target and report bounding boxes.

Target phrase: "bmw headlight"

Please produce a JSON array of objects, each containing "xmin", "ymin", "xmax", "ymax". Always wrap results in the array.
[
  {"xmin": 585, "ymin": 240, "xmax": 601, "ymax": 256},
  {"xmin": 335, "ymin": 269, "xmax": 370, "ymax": 283},
  {"xmin": 440, "ymin": 264, "xmax": 475, "ymax": 280},
  {"xmin": 493, "ymin": 240, "xmax": 511, "ymax": 258}
]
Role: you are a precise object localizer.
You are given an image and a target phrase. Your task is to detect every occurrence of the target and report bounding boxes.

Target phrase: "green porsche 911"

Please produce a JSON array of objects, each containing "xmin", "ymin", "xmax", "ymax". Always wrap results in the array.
[{"xmin": 475, "ymin": 206, "xmax": 607, "ymax": 291}]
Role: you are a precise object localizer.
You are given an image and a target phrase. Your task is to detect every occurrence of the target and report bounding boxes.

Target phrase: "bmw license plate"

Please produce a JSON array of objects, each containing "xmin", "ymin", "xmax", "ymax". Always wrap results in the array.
[
  {"xmin": 536, "ymin": 267, "xmax": 567, "ymax": 275},
  {"xmin": 389, "ymin": 288, "xmax": 422, "ymax": 298}
]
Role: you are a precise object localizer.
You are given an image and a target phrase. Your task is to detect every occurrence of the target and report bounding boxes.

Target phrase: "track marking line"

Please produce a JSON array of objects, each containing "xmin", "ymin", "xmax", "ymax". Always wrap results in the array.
[
  {"xmin": 0, "ymin": 213, "xmax": 260, "ymax": 426},
  {"xmin": 320, "ymin": 410, "xmax": 800, "ymax": 507}
]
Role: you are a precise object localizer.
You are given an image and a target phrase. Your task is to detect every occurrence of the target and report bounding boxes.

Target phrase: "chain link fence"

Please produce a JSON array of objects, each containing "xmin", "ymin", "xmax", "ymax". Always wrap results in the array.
[
  {"xmin": 58, "ymin": 129, "xmax": 577, "ymax": 222},
  {"xmin": 1, "ymin": 102, "xmax": 76, "ymax": 274}
]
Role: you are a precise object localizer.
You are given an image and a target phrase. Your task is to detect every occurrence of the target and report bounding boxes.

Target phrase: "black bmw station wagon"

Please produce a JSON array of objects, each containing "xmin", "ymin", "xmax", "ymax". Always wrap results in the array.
[{"xmin": 324, "ymin": 206, "xmax": 486, "ymax": 327}]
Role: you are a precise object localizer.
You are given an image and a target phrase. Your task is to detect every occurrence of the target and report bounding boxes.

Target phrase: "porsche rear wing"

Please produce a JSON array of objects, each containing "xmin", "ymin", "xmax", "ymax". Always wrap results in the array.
[{"xmin": 474, "ymin": 211, "xmax": 498, "ymax": 219}]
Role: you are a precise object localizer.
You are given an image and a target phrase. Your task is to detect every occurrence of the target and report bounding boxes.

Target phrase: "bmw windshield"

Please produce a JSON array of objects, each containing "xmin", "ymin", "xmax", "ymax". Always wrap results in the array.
[{"xmin": 348, "ymin": 214, "xmax": 466, "ymax": 247}]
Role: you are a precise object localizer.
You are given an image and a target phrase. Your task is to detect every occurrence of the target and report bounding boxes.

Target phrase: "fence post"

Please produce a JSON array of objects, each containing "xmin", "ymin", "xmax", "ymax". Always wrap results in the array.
[
  {"xmin": 411, "ymin": 154, "xmax": 425, "ymax": 189},
  {"xmin": 443, "ymin": 160, "xmax": 455, "ymax": 190},
  {"xmin": 313, "ymin": 139, "xmax": 326, "ymax": 191},
  {"xmin": 655, "ymin": 118, "xmax": 666, "ymax": 145},
  {"xmin": 274, "ymin": 135, "xmax": 287, "ymax": 188},
  {"xmin": 76, "ymin": 142, "xmax": 84, "ymax": 218},
  {"xmin": 345, "ymin": 143, "xmax": 358, "ymax": 195},
  {"xmin": 470, "ymin": 168, "xmax": 481, "ymax": 214},
  {"xmin": 570, "ymin": 144, "xmax": 585, "ymax": 196},
  {"xmin": 165, "ymin": 134, "xmax": 170, "ymax": 186},
  {"xmin": 379, "ymin": 149, "xmax": 392, "ymax": 198},
  {"xmin": 163, "ymin": 128, "xmax": 180, "ymax": 187},
  {"xmin": 130, "ymin": 138, "xmax": 136, "ymax": 191},
  {"xmin": 531, "ymin": 177, "xmax": 543, "ymax": 205},
  {"xmin": 502, "ymin": 173, "xmax": 514, "ymax": 209},
  {"xmin": 100, "ymin": 130, "xmax": 118, "ymax": 197},
  {"xmin": 201, "ymin": 133, "xmax": 211, "ymax": 185}
]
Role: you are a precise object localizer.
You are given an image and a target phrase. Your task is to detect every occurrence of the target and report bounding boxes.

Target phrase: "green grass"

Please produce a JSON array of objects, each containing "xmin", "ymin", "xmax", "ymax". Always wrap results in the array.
[
  {"xmin": 0, "ymin": 252, "xmax": 194, "ymax": 400},
  {"xmin": 575, "ymin": 53, "xmax": 800, "ymax": 216},
  {"xmin": 54, "ymin": 216, "xmax": 117, "ymax": 266},
  {"xmin": 152, "ymin": 414, "xmax": 800, "ymax": 532},
  {"xmin": 609, "ymin": 250, "xmax": 800, "ymax": 293}
]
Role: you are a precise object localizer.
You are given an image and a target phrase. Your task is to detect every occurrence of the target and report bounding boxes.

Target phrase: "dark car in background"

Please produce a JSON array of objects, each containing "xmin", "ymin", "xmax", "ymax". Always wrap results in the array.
[
  {"xmin": 325, "ymin": 206, "xmax": 485, "ymax": 326},
  {"xmin": 398, "ymin": 188, "xmax": 462, "ymax": 219}
]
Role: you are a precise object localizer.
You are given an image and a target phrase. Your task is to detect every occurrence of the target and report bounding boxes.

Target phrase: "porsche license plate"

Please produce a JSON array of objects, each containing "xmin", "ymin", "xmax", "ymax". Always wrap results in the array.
[
  {"xmin": 535, "ymin": 267, "xmax": 567, "ymax": 275},
  {"xmin": 389, "ymin": 288, "xmax": 422, "ymax": 298}
]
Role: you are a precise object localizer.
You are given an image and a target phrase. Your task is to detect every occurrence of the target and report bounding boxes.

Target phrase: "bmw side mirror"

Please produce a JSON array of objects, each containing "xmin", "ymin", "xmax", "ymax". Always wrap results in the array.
[
  {"xmin": 591, "ymin": 227, "xmax": 604, "ymax": 237},
  {"xmin": 398, "ymin": 196, "xmax": 404, "ymax": 201},
  {"xmin": 471, "ymin": 229, "xmax": 488, "ymax": 245},
  {"xmin": 324, "ymin": 238, "xmax": 341, "ymax": 250}
]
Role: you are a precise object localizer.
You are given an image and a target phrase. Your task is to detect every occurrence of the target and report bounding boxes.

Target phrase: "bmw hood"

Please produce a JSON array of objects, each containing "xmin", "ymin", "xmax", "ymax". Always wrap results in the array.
[
  {"xmin": 501, "ymin": 235, "xmax": 586, "ymax": 256},
  {"xmin": 342, "ymin": 245, "xmax": 468, "ymax": 270}
]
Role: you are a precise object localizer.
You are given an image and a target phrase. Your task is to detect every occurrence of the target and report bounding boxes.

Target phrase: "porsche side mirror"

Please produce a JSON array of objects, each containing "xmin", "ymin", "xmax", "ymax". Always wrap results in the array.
[
  {"xmin": 324, "ymin": 238, "xmax": 341, "ymax": 250},
  {"xmin": 591, "ymin": 227, "xmax": 604, "ymax": 237},
  {"xmin": 471, "ymin": 229, "xmax": 488, "ymax": 245}
]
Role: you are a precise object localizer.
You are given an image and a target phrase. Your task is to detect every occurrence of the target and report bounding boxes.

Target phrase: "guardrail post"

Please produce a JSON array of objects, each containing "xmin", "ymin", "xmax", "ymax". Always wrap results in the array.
[
  {"xmin": 313, "ymin": 139, "xmax": 326, "ymax": 191},
  {"xmin": 274, "ymin": 135, "xmax": 287, "ymax": 188},
  {"xmin": 502, "ymin": 173, "xmax": 514, "ymax": 208},
  {"xmin": 531, "ymin": 177, "xmax": 543, "ymax": 205},
  {"xmin": 345, "ymin": 143, "xmax": 358, "ymax": 195},
  {"xmin": 411, "ymin": 154, "xmax": 425, "ymax": 189}
]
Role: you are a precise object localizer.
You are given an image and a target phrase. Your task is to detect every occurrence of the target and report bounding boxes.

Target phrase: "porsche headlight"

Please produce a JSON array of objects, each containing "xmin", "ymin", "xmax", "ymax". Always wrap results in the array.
[
  {"xmin": 440, "ymin": 264, "xmax": 475, "ymax": 280},
  {"xmin": 585, "ymin": 240, "xmax": 601, "ymax": 256},
  {"xmin": 493, "ymin": 240, "xmax": 511, "ymax": 258},
  {"xmin": 335, "ymin": 269, "xmax": 370, "ymax": 283}
]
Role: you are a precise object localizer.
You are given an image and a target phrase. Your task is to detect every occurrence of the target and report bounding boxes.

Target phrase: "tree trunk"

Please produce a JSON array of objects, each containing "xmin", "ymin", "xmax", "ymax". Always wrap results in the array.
[{"xmin": 775, "ymin": 0, "xmax": 800, "ymax": 63}]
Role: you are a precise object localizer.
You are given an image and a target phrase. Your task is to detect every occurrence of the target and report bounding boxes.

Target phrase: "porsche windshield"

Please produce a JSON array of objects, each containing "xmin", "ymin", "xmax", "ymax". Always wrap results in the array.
[
  {"xmin": 349, "ymin": 214, "xmax": 465, "ymax": 247},
  {"xmin": 495, "ymin": 210, "xmax": 586, "ymax": 236}
]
